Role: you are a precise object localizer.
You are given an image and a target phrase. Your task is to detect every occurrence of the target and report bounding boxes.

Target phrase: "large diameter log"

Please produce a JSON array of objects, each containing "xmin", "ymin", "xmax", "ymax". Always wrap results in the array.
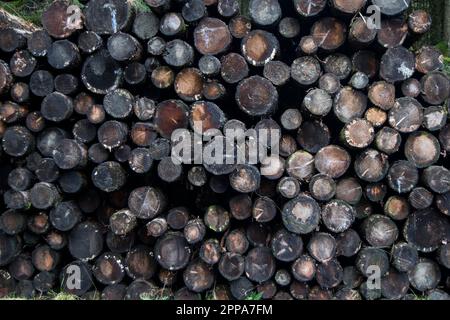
[
  {"xmin": 235, "ymin": 76, "xmax": 278, "ymax": 116},
  {"xmin": 372, "ymin": 0, "xmax": 411, "ymax": 16},
  {"xmin": 84, "ymin": 0, "xmax": 133, "ymax": 35},
  {"xmin": 380, "ymin": 47, "xmax": 415, "ymax": 83},
  {"xmin": 41, "ymin": 0, "xmax": 83, "ymax": 39},
  {"xmin": 282, "ymin": 194, "xmax": 320, "ymax": 234}
]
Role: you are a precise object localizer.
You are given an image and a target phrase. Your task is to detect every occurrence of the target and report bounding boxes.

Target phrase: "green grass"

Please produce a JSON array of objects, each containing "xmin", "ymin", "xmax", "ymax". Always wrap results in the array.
[
  {"xmin": 436, "ymin": 41, "xmax": 450, "ymax": 77},
  {"xmin": 0, "ymin": 0, "xmax": 151, "ymax": 27},
  {"xmin": 244, "ymin": 291, "xmax": 263, "ymax": 300},
  {"xmin": 1, "ymin": 291, "xmax": 80, "ymax": 301}
]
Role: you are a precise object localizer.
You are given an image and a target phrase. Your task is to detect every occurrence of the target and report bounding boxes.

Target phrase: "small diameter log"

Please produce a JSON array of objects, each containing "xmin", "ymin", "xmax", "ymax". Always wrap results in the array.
[
  {"xmin": 81, "ymin": 50, "xmax": 123, "ymax": 95},
  {"xmin": 235, "ymin": 76, "xmax": 278, "ymax": 116},
  {"xmin": 0, "ymin": 234, "xmax": 20, "ymax": 266},
  {"xmin": 352, "ymin": 50, "xmax": 379, "ymax": 79},
  {"xmin": 291, "ymin": 56, "xmax": 321, "ymax": 86},
  {"xmin": 218, "ymin": 252, "xmax": 244, "ymax": 281},
  {"xmin": 291, "ymin": 255, "xmax": 316, "ymax": 282},
  {"xmin": 374, "ymin": 127, "xmax": 401, "ymax": 156},
  {"xmin": 408, "ymin": 10, "xmax": 432, "ymax": 34},
  {"xmin": 183, "ymin": 260, "xmax": 214, "ymax": 293},
  {"xmin": 316, "ymin": 259, "xmax": 343, "ymax": 289},
  {"xmin": 31, "ymin": 245, "xmax": 59, "ymax": 272},
  {"xmin": 315, "ymin": 145, "xmax": 350, "ymax": 179},
  {"xmin": 401, "ymin": 78, "xmax": 421, "ymax": 98},
  {"xmin": 147, "ymin": 36, "xmax": 165, "ymax": 56},
  {"xmin": 368, "ymin": 81, "xmax": 395, "ymax": 111},
  {"xmin": 27, "ymin": 213, "xmax": 50, "ymax": 237},
  {"xmin": 297, "ymin": 120, "xmax": 330, "ymax": 154},
  {"xmin": 282, "ymin": 194, "xmax": 320, "ymax": 235},
  {"xmin": 157, "ymin": 156, "xmax": 182, "ymax": 182},
  {"xmin": 229, "ymin": 15, "xmax": 251, "ymax": 39},
  {"xmin": 198, "ymin": 55, "xmax": 221, "ymax": 76},
  {"xmin": 225, "ymin": 229, "xmax": 249, "ymax": 255},
  {"xmin": 408, "ymin": 259, "xmax": 441, "ymax": 292},
  {"xmin": 29, "ymin": 182, "xmax": 60, "ymax": 210},
  {"xmin": 29, "ymin": 70, "xmax": 54, "ymax": 97},
  {"xmin": 60, "ymin": 261, "xmax": 93, "ymax": 296},
  {"xmin": 422, "ymin": 166, "xmax": 450, "ymax": 194},
  {"xmin": 333, "ymin": 87, "xmax": 367, "ymax": 123},
  {"xmin": 241, "ymin": 30, "xmax": 279, "ymax": 67},
  {"xmin": 249, "ymin": 0, "xmax": 281, "ymax": 26},
  {"xmin": 54, "ymin": 74, "xmax": 78, "ymax": 95},
  {"xmin": 323, "ymin": 54, "xmax": 352, "ymax": 80},
  {"xmin": 103, "ymin": 89, "xmax": 134, "ymax": 119},
  {"xmin": 204, "ymin": 205, "xmax": 230, "ymax": 233},
  {"xmin": 423, "ymin": 106, "xmax": 447, "ymax": 132},
  {"xmin": 154, "ymin": 100, "xmax": 189, "ymax": 139},
  {"xmin": 68, "ymin": 221, "xmax": 103, "ymax": 261},
  {"xmin": 110, "ymin": 209, "xmax": 137, "ymax": 236},
  {"xmin": 321, "ymin": 200, "xmax": 355, "ymax": 233},
  {"xmin": 279, "ymin": 134, "xmax": 297, "ymax": 157},
  {"xmin": 84, "ymin": 0, "xmax": 132, "ymax": 35},
  {"xmin": 278, "ymin": 17, "xmax": 300, "ymax": 39},
  {"xmin": 98, "ymin": 120, "xmax": 128, "ymax": 150},
  {"xmin": 350, "ymin": 72, "xmax": 369, "ymax": 90},
  {"xmin": 10, "ymin": 50, "xmax": 36, "ymax": 78},
  {"xmin": 151, "ymin": 66, "xmax": 174, "ymax": 89},
  {"xmin": 0, "ymin": 28, "xmax": 26, "ymax": 53},
  {"xmin": 309, "ymin": 174, "xmax": 336, "ymax": 202},
  {"xmin": 372, "ymin": 0, "xmax": 411, "ymax": 16},
  {"xmin": 286, "ymin": 150, "xmax": 314, "ymax": 181},
  {"xmin": 388, "ymin": 97, "xmax": 423, "ymax": 133},
  {"xmin": 303, "ymin": 89, "xmax": 332, "ymax": 116},
  {"xmin": 11, "ymin": 82, "xmax": 30, "ymax": 104},
  {"xmin": 356, "ymin": 247, "xmax": 389, "ymax": 277},
  {"xmin": 189, "ymin": 101, "xmax": 226, "ymax": 134},
  {"xmin": 78, "ymin": 31, "xmax": 103, "ymax": 54},
  {"xmin": 28, "ymin": 30, "xmax": 52, "ymax": 57},
  {"xmin": 154, "ymin": 232, "xmax": 191, "ymax": 271},
  {"xmin": 166, "ymin": 207, "xmax": 190, "ymax": 230},
  {"xmin": 363, "ymin": 214, "xmax": 399, "ymax": 247},
  {"xmin": 404, "ymin": 131, "xmax": 440, "ymax": 168},
  {"xmin": 4, "ymin": 190, "xmax": 31, "ymax": 210},
  {"xmin": 420, "ymin": 72, "xmax": 450, "ymax": 105},
  {"xmin": 91, "ymin": 161, "xmax": 126, "ymax": 192},
  {"xmin": 245, "ymin": 247, "xmax": 276, "ymax": 283},
  {"xmin": 163, "ymin": 40, "xmax": 194, "ymax": 67},
  {"xmin": 415, "ymin": 46, "xmax": 444, "ymax": 74},
  {"xmin": 182, "ymin": 0, "xmax": 206, "ymax": 22},
  {"xmin": 440, "ymin": 125, "xmax": 450, "ymax": 152},
  {"xmin": 0, "ymin": 60, "xmax": 13, "ymax": 95},
  {"xmin": 229, "ymin": 165, "xmax": 261, "ymax": 193},
  {"xmin": 263, "ymin": 61, "xmax": 290, "ymax": 86},
  {"xmin": 128, "ymin": 186, "xmax": 166, "ymax": 220},
  {"xmin": 199, "ymin": 239, "xmax": 221, "ymax": 266},
  {"xmin": 387, "ymin": 160, "xmax": 418, "ymax": 194},
  {"xmin": 277, "ymin": 177, "xmax": 301, "ymax": 199},
  {"xmin": 271, "ymin": 229, "xmax": 303, "ymax": 262},
  {"xmin": 342, "ymin": 119, "xmax": 374, "ymax": 148},
  {"xmin": 293, "ymin": 0, "xmax": 326, "ymax": 17},
  {"xmin": 311, "ymin": 17, "xmax": 346, "ymax": 51},
  {"xmin": 384, "ymin": 195, "xmax": 410, "ymax": 220},
  {"xmin": 436, "ymin": 192, "xmax": 450, "ymax": 216},
  {"xmin": 8, "ymin": 168, "xmax": 34, "ymax": 191},
  {"xmin": 49, "ymin": 201, "xmax": 82, "ymax": 232},
  {"xmin": 124, "ymin": 62, "xmax": 147, "ymax": 86},
  {"xmin": 58, "ymin": 171, "xmax": 86, "ymax": 194},
  {"xmin": 47, "ymin": 40, "xmax": 80, "ymax": 70},
  {"xmin": 391, "ymin": 242, "xmax": 418, "ymax": 273},
  {"xmin": 349, "ymin": 16, "xmax": 377, "ymax": 47},
  {"xmin": 220, "ymin": 53, "xmax": 248, "ymax": 84},
  {"xmin": 125, "ymin": 246, "xmax": 157, "ymax": 280},
  {"xmin": 194, "ymin": 18, "xmax": 231, "ymax": 55},
  {"xmin": 184, "ymin": 219, "xmax": 206, "ymax": 244},
  {"xmin": 336, "ymin": 229, "xmax": 361, "ymax": 257},
  {"xmin": 377, "ymin": 18, "xmax": 408, "ymax": 49},
  {"xmin": 9, "ymin": 254, "xmax": 34, "ymax": 281},
  {"xmin": 252, "ymin": 196, "xmax": 277, "ymax": 223},
  {"xmin": 298, "ymin": 36, "xmax": 318, "ymax": 55},
  {"xmin": 229, "ymin": 194, "xmax": 252, "ymax": 221},
  {"xmin": 187, "ymin": 166, "xmax": 207, "ymax": 187},
  {"xmin": 174, "ymin": 68, "xmax": 204, "ymax": 102},
  {"xmin": 93, "ymin": 252, "xmax": 125, "ymax": 285},
  {"xmin": 354, "ymin": 149, "xmax": 389, "ymax": 183},
  {"xmin": 107, "ymin": 32, "xmax": 142, "ymax": 62},
  {"xmin": 307, "ymin": 232, "xmax": 337, "ymax": 263},
  {"xmin": 0, "ymin": 210, "xmax": 26, "ymax": 235},
  {"xmin": 53, "ymin": 139, "xmax": 87, "ymax": 170},
  {"xmin": 160, "ymin": 12, "xmax": 185, "ymax": 37},
  {"xmin": 0, "ymin": 101, "xmax": 28, "ymax": 124},
  {"xmin": 2, "ymin": 125, "xmax": 35, "ymax": 157},
  {"xmin": 380, "ymin": 47, "xmax": 415, "ymax": 83},
  {"xmin": 408, "ymin": 187, "xmax": 433, "ymax": 210}
]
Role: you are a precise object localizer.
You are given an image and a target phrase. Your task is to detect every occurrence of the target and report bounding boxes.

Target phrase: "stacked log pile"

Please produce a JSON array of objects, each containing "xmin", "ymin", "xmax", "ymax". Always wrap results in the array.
[{"xmin": 0, "ymin": 0, "xmax": 449, "ymax": 300}]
